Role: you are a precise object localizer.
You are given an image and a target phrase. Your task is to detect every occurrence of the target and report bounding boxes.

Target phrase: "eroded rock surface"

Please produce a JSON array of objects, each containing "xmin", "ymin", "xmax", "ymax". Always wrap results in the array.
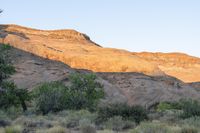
[
  {"xmin": 135, "ymin": 52, "xmax": 200, "ymax": 83},
  {"xmin": 6, "ymin": 46, "xmax": 200, "ymax": 107},
  {"xmin": 0, "ymin": 25, "xmax": 163, "ymax": 76}
]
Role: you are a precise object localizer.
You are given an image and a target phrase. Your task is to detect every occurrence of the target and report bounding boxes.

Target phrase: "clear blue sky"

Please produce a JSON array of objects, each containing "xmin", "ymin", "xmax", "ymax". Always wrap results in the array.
[{"xmin": 1, "ymin": 0, "xmax": 200, "ymax": 57}]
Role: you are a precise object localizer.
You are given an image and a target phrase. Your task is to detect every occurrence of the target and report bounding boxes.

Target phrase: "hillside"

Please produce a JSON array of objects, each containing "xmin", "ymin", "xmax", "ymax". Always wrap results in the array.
[
  {"xmin": 1, "ymin": 25, "xmax": 200, "ymax": 132},
  {"xmin": 135, "ymin": 52, "xmax": 200, "ymax": 82},
  {"xmin": 5, "ymin": 45, "xmax": 200, "ymax": 108},
  {"xmin": 0, "ymin": 24, "xmax": 200, "ymax": 83},
  {"xmin": 0, "ymin": 24, "xmax": 162, "ymax": 75}
]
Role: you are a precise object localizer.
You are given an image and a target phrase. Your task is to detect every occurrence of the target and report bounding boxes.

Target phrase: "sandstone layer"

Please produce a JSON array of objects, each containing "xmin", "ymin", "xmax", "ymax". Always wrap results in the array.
[
  {"xmin": 0, "ymin": 24, "xmax": 200, "ymax": 83},
  {"xmin": 135, "ymin": 52, "xmax": 200, "ymax": 82}
]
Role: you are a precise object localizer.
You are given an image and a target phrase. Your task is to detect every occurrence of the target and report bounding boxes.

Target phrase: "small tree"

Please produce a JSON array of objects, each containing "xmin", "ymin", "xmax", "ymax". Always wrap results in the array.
[
  {"xmin": 68, "ymin": 73, "xmax": 104, "ymax": 111},
  {"xmin": 0, "ymin": 82, "xmax": 30, "ymax": 111},
  {"xmin": 0, "ymin": 44, "xmax": 30, "ymax": 111},
  {"xmin": 33, "ymin": 73, "xmax": 105, "ymax": 114},
  {"xmin": 32, "ymin": 82, "xmax": 69, "ymax": 114},
  {"xmin": 0, "ymin": 44, "xmax": 15, "ymax": 84}
]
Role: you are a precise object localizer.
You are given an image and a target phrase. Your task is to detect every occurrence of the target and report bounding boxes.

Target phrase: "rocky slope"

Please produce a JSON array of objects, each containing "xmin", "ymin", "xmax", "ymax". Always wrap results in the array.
[
  {"xmin": 0, "ymin": 24, "xmax": 200, "ymax": 83},
  {"xmin": 6, "ymin": 46, "xmax": 200, "ymax": 107},
  {"xmin": 7, "ymin": 47, "xmax": 127, "ymax": 104},
  {"xmin": 135, "ymin": 52, "xmax": 200, "ymax": 83}
]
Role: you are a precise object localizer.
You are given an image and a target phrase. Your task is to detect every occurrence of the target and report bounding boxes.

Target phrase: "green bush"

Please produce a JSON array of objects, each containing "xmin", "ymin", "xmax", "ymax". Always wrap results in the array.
[
  {"xmin": 68, "ymin": 73, "xmax": 104, "ymax": 111},
  {"xmin": 180, "ymin": 99, "xmax": 200, "ymax": 118},
  {"xmin": 0, "ymin": 43, "xmax": 15, "ymax": 84},
  {"xmin": 157, "ymin": 99, "xmax": 200, "ymax": 119},
  {"xmin": 157, "ymin": 101, "xmax": 182, "ymax": 112},
  {"xmin": 33, "ymin": 73, "xmax": 104, "ymax": 114},
  {"xmin": 131, "ymin": 123, "xmax": 166, "ymax": 133},
  {"xmin": 32, "ymin": 82, "xmax": 69, "ymax": 114},
  {"xmin": 0, "ymin": 43, "xmax": 11, "ymax": 51},
  {"xmin": 79, "ymin": 119, "xmax": 96, "ymax": 133},
  {"xmin": 179, "ymin": 117, "xmax": 200, "ymax": 128},
  {"xmin": 103, "ymin": 116, "xmax": 135, "ymax": 131},
  {"xmin": 59, "ymin": 110, "xmax": 97, "ymax": 128},
  {"xmin": 0, "ymin": 44, "xmax": 28, "ymax": 112},
  {"xmin": 97, "ymin": 103, "xmax": 148, "ymax": 124},
  {"xmin": 0, "ymin": 82, "xmax": 30, "ymax": 111}
]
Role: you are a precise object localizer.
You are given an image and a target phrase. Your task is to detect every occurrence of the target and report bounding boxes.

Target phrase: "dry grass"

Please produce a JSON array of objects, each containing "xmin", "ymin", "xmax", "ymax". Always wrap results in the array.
[{"xmin": 4, "ymin": 125, "xmax": 23, "ymax": 133}]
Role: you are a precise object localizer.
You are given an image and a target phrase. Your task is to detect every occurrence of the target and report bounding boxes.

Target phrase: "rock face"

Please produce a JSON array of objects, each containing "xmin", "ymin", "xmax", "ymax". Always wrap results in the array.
[
  {"xmin": 0, "ymin": 25, "xmax": 162, "ymax": 76},
  {"xmin": 0, "ymin": 24, "xmax": 200, "ymax": 83},
  {"xmin": 7, "ymin": 46, "xmax": 200, "ymax": 107},
  {"xmin": 8, "ymin": 47, "xmax": 127, "ymax": 104},
  {"xmin": 135, "ymin": 52, "xmax": 200, "ymax": 83}
]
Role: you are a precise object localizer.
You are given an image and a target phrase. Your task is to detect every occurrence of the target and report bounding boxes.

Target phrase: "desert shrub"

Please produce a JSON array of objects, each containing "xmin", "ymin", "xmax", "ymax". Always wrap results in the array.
[
  {"xmin": 157, "ymin": 99, "xmax": 200, "ymax": 119},
  {"xmin": 0, "ymin": 43, "xmax": 15, "ymax": 84},
  {"xmin": 68, "ymin": 73, "xmax": 104, "ymax": 111},
  {"xmin": 36, "ymin": 126, "xmax": 70, "ymax": 133},
  {"xmin": 59, "ymin": 110, "xmax": 97, "ymax": 128},
  {"xmin": 5, "ymin": 125, "xmax": 23, "ymax": 133},
  {"xmin": 157, "ymin": 101, "xmax": 182, "ymax": 112},
  {"xmin": 46, "ymin": 126, "xmax": 67, "ymax": 133},
  {"xmin": 81, "ymin": 126, "xmax": 96, "ymax": 133},
  {"xmin": 180, "ymin": 127, "xmax": 198, "ymax": 133},
  {"xmin": 79, "ymin": 119, "xmax": 96, "ymax": 133},
  {"xmin": 130, "ymin": 122, "xmax": 169, "ymax": 133},
  {"xmin": 103, "ymin": 116, "xmax": 135, "ymax": 131},
  {"xmin": 97, "ymin": 130, "xmax": 114, "ymax": 133},
  {"xmin": 0, "ymin": 65, "xmax": 15, "ymax": 83},
  {"xmin": 97, "ymin": 103, "xmax": 148, "ymax": 124},
  {"xmin": 0, "ymin": 43, "xmax": 11, "ymax": 51},
  {"xmin": 33, "ymin": 73, "xmax": 104, "ymax": 114},
  {"xmin": 0, "ymin": 82, "xmax": 30, "ymax": 111},
  {"xmin": 0, "ymin": 44, "xmax": 29, "ymax": 112},
  {"xmin": 32, "ymin": 81, "xmax": 69, "ymax": 114},
  {"xmin": 0, "ymin": 107, "xmax": 23, "ymax": 120},
  {"xmin": 13, "ymin": 115, "xmax": 53, "ymax": 129},
  {"xmin": 149, "ymin": 110, "xmax": 181, "ymax": 123},
  {"xmin": 130, "ymin": 122, "xmax": 180, "ymax": 133},
  {"xmin": 180, "ymin": 99, "xmax": 200, "ymax": 118},
  {"xmin": 179, "ymin": 117, "xmax": 200, "ymax": 128}
]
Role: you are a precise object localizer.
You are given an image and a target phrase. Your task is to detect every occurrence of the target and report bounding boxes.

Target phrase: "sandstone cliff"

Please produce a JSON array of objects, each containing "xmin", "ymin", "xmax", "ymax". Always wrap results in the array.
[
  {"xmin": 135, "ymin": 52, "xmax": 200, "ymax": 82},
  {"xmin": 0, "ymin": 24, "xmax": 200, "ymax": 83},
  {"xmin": 0, "ymin": 24, "xmax": 162, "ymax": 75}
]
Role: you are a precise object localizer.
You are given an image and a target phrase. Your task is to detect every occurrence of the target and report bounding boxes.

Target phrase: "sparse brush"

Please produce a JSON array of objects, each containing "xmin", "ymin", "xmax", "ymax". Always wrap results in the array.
[
  {"xmin": 60, "ymin": 110, "xmax": 97, "ymax": 128},
  {"xmin": 97, "ymin": 130, "xmax": 114, "ymax": 133},
  {"xmin": 130, "ymin": 122, "xmax": 181, "ymax": 133},
  {"xmin": 179, "ymin": 117, "xmax": 200, "ymax": 128},
  {"xmin": 81, "ymin": 125, "xmax": 96, "ymax": 133},
  {"xmin": 103, "ymin": 116, "xmax": 135, "ymax": 131},
  {"xmin": 97, "ymin": 103, "xmax": 148, "ymax": 124},
  {"xmin": 181, "ymin": 127, "xmax": 198, "ymax": 133},
  {"xmin": 5, "ymin": 125, "xmax": 23, "ymax": 133},
  {"xmin": 46, "ymin": 126, "xmax": 68, "ymax": 133},
  {"xmin": 0, "ymin": 128, "xmax": 5, "ymax": 133}
]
